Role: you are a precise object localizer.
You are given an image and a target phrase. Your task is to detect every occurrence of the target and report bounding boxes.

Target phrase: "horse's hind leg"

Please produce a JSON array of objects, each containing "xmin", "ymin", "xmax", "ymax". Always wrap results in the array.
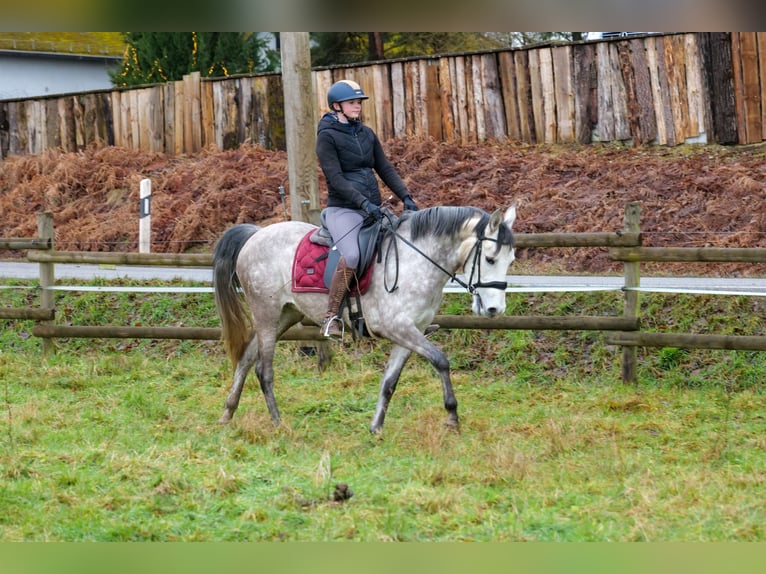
[
  {"xmin": 370, "ymin": 345, "xmax": 412, "ymax": 433},
  {"xmin": 219, "ymin": 333, "xmax": 259, "ymax": 424},
  {"xmin": 253, "ymin": 334, "xmax": 280, "ymax": 426}
]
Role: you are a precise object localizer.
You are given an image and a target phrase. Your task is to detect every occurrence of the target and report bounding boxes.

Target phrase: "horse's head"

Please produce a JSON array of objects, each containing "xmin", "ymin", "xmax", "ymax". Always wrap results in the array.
[{"xmin": 464, "ymin": 204, "xmax": 517, "ymax": 318}]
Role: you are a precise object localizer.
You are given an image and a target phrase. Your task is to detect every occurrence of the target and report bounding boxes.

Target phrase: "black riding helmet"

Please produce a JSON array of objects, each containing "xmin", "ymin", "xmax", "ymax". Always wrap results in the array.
[{"xmin": 327, "ymin": 80, "xmax": 368, "ymax": 110}]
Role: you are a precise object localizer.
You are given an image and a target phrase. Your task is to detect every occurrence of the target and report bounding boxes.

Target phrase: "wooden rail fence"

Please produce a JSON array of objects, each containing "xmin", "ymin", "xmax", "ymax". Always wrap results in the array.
[
  {"xmin": 2, "ymin": 33, "xmax": 765, "ymax": 160},
  {"xmin": 4, "ymin": 206, "xmax": 766, "ymax": 382}
]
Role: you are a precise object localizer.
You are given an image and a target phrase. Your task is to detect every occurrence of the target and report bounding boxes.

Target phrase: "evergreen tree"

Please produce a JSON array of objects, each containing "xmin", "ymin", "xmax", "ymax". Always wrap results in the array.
[{"xmin": 111, "ymin": 32, "xmax": 276, "ymax": 87}]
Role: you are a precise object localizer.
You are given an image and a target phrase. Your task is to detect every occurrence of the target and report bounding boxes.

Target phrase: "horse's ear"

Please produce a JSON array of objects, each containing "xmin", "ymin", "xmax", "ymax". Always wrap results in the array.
[
  {"xmin": 504, "ymin": 203, "xmax": 517, "ymax": 228},
  {"xmin": 488, "ymin": 209, "xmax": 503, "ymax": 233}
]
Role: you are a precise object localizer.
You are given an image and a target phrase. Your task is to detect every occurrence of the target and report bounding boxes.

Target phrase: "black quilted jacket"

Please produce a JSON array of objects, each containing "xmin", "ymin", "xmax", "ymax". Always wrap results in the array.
[{"xmin": 316, "ymin": 112, "xmax": 410, "ymax": 210}]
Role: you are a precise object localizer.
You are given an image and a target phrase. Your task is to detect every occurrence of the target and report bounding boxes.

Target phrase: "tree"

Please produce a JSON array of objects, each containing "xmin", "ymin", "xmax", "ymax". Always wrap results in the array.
[
  {"xmin": 111, "ymin": 32, "xmax": 277, "ymax": 87},
  {"xmin": 309, "ymin": 32, "xmax": 504, "ymax": 67}
]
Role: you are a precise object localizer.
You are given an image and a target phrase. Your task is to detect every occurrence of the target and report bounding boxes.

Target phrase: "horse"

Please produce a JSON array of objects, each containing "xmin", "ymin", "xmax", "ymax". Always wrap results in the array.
[{"xmin": 212, "ymin": 203, "xmax": 517, "ymax": 433}]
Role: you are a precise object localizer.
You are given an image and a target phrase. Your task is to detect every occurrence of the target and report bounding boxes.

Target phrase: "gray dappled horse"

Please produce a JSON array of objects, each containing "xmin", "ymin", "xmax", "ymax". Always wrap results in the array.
[{"xmin": 213, "ymin": 204, "xmax": 517, "ymax": 433}]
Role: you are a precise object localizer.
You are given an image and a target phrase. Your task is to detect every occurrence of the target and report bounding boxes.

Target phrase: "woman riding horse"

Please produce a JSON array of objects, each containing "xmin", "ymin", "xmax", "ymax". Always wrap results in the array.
[{"xmin": 316, "ymin": 79, "xmax": 419, "ymax": 339}]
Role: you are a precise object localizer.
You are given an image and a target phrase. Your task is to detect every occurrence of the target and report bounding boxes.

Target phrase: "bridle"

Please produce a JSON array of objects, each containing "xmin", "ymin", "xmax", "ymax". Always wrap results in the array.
[{"xmin": 384, "ymin": 224, "xmax": 509, "ymax": 295}]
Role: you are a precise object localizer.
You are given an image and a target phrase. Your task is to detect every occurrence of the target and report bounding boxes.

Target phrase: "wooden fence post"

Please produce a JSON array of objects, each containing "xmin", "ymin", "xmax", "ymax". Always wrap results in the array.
[
  {"xmin": 37, "ymin": 212, "xmax": 55, "ymax": 355},
  {"xmin": 622, "ymin": 202, "xmax": 641, "ymax": 383}
]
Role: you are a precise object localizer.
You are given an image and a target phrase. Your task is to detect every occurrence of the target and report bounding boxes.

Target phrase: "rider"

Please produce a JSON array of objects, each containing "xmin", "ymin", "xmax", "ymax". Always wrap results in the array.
[{"xmin": 316, "ymin": 79, "xmax": 419, "ymax": 339}]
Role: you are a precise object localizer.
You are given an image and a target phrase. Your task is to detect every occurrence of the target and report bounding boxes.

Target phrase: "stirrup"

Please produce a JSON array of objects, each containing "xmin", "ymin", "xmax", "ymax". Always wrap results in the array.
[{"xmin": 321, "ymin": 315, "xmax": 344, "ymax": 340}]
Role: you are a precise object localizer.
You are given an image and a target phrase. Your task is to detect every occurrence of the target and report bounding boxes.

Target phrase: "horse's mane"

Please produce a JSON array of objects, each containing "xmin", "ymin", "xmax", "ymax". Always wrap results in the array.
[{"xmin": 403, "ymin": 206, "xmax": 514, "ymax": 247}]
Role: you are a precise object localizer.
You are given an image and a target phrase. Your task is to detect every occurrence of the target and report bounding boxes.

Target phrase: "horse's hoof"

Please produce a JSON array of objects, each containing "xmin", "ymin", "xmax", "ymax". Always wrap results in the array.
[
  {"xmin": 218, "ymin": 412, "xmax": 232, "ymax": 424},
  {"xmin": 444, "ymin": 418, "xmax": 460, "ymax": 432}
]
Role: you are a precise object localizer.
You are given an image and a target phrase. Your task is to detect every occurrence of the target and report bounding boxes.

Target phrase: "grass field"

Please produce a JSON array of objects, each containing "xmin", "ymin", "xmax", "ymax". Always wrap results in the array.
[{"xmin": 1, "ymin": 278, "xmax": 764, "ymax": 541}]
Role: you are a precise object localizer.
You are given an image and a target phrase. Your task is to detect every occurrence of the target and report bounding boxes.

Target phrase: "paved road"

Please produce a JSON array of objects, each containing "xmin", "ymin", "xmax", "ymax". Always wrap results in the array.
[{"xmin": 3, "ymin": 261, "xmax": 766, "ymax": 295}]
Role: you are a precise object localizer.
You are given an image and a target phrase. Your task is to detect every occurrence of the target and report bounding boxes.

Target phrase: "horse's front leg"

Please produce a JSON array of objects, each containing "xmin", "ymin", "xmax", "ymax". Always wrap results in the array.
[
  {"xmin": 371, "ymin": 337, "xmax": 458, "ymax": 433},
  {"xmin": 370, "ymin": 345, "xmax": 411, "ymax": 433}
]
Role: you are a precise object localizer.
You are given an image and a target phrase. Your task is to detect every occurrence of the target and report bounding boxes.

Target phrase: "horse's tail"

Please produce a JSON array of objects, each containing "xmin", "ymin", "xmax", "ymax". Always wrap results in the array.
[{"xmin": 213, "ymin": 224, "xmax": 260, "ymax": 368}]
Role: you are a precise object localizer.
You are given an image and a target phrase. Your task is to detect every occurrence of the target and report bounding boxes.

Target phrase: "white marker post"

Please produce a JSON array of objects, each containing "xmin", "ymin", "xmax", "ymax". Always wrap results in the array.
[{"xmin": 139, "ymin": 178, "xmax": 151, "ymax": 253}]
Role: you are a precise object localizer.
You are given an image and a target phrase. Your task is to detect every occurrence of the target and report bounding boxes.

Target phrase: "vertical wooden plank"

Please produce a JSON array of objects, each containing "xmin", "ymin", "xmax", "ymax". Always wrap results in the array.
[
  {"xmin": 138, "ymin": 87, "xmax": 162, "ymax": 151},
  {"xmin": 161, "ymin": 84, "xmax": 173, "ymax": 153},
  {"xmin": 45, "ymin": 99, "xmax": 61, "ymax": 150},
  {"xmin": 470, "ymin": 56, "xmax": 486, "ymax": 142},
  {"xmin": 528, "ymin": 49, "xmax": 545, "ymax": 144},
  {"xmin": 596, "ymin": 42, "xmax": 615, "ymax": 142},
  {"xmin": 251, "ymin": 76, "xmax": 269, "ymax": 148},
  {"xmin": 267, "ymin": 74, "xmax": 285, "ymax": 151},
  {"xmin": 111, "ymin": 91, "xmax": 122, "ymax": 147},
  {"xmin": 172, "ymin": 81, "xmax": 184, "ymax": 154},
  {"xmin": 617, "ymin": 41, "xmax": 642, "ymax": 145},
  {"xmin": 730, "ymin": 32, "xmax": 746, "ymax": 144},
  {"xmin": 694, "ymin": 33, "xmax": 715, "ymax": 143},
  {"xmin": 463, "ymin": 55, "xmax": 477, "ymax": 143},
  {"xmin": 572, "ymin": 43, "xmax": 595, "ymax": 144},
  {"xmin": 356, "ymin": 66, "xmax": 378, "ymax": 133},
  {"xmin": 58, "ymin": 97, "xmax": 75, "ymax": 152},
  {"xmin": 424, "ymin": 60, "xmax": 443, "ymax": 140},
  {"xmin": 552, "ymin": 46, "xmax": 574, "ymax": 142},
  {"xmin": 390, "ymin": 62, "xmax": 406, "ymax": 138},
  {"xmin": 190, "ymin": 72, "xmax": 203, "ymax": 152},
  {"xmin": 664, "ymin": 35, "xmax": 689, "ymax": 143},
  {"xmin": 314, "ymin": 69, "xmax": 333, "ymax": 126},
  {"xmin": 758, "ymin": 32, "xmax": 766, "ymax": 141},
  {"xmin": 137, "ymin": 88, "xmax": 152, "ymax": 151},
  {"xmin": 72, "ymin": 95, "xmax": 85, "ymax": 151},
  {"xmin": 7, "ymin": 101, "xmax": 21, "ymax": 155},
  {"xmin": 703, "ymin": 33, "xmax": 737, "ymax": 144},
  {"xmin": 403, "ymin": 60, "xmax": 417, "ymax": 137},
  {"xmin": 201, "ymin": 80, "xmax": 215, "ymax": 149},
  {"xmin": 538, "ymin": 48, "xmax": 556, "ymax": 143},
  {"xmin": 83, "ymin": 93, "xmax": 97, "ymax": 148},
  {"xmin": 674, "ymin": 35, "xmax": 692, "ymax": 139},
  {"xmin": 646, "ymin": 38, "xmax": 666, "ymax": 144},
  {"xmin": 454, "ymin": 56, "xmax": 470, "ymax": 144},
  {"xmin": 28, "ymin": 100, "xmax": 44, "ymax": 154},
  {"xmin": 514, "ymin": 50, "xmax": 534, "ymax": 143},
  {"xmin": 237, "ymin": 76, "xmax": 252, "ymax": 146},
  {"xmin": 683, "ymin": 34, "xmax": 702, "ymax": 138},
  {"xmin": 0, "ymin": 101, "xmax": 8, "ymax": 158},
  {"xmin": 498, "ymin": 51, "xmax": 521, "ymax": 141},
  {"xmin": 448, "ymin": 57, "xmax": 462, "ymax": 142},
  {"xmin": 651, "ymin": 36, "xmax": 677, "ymax": 145},
  {"xmin": 373, "ymin": 64, "xmax": 393, "ymax": 141},
  {"xmin": 738, "ymin": 32, "xmax": 762, "ymax": 144},
  {"xmin": 438, "ymin": 57, "xmax": 456, "ymax": 141},
  {"xmin": 629, "ymin": 38, "xmax": 658, "ymax": 144},
  {"xmin": 213, "ymin": 81, "xmax": 225, "ymax": 149},
  {"xmin": 609, "ymin": 44, "xmax": 631, "ymax": 141},
  {"xmin": 481, "ymin": 54, "xmax": 507, "ymax": 141},
  {"xmin": 415, "ymin": 60, "xmax": 429, "ymax": 137}
]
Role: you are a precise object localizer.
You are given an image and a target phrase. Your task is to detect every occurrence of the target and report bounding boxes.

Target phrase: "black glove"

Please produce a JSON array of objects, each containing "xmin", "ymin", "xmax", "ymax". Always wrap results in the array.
[
  {"xmin": 402, "ymin": 196, "xmax": 419, "ymax": 211},
  {"xmin": 364, "ymin": 202, "xmax": 383, "ymax": 221}
]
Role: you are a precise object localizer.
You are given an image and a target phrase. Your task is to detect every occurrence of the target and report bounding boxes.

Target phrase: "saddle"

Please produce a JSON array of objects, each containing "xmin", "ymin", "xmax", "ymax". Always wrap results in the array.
[
  {"xmin": 291, "ymin": 208, "xmax": 398, "ymax": 339},
  {"xmin": 292, "ymin": 208, "xmax": 396, "ymax": 294}
]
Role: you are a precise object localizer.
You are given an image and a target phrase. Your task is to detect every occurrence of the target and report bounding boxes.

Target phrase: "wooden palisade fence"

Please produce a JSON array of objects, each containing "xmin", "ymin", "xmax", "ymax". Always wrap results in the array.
[
  {"xmin": 4, "ymin": 205, "xmax": 766, "ymax": 383},
  {"xmin": 1, "ymin": 33, "xmax": 765, "ymax": 160}
]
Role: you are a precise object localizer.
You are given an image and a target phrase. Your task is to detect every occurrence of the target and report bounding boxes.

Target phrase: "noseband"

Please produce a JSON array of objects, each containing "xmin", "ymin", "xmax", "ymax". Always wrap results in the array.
[{"xmin": 463, "ymin": 235, "xmax": 509, "ymax": 294}]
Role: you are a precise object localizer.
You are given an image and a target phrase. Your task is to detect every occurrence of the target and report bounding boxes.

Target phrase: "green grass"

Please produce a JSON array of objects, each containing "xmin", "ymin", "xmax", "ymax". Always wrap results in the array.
[{"xmin": 1, "ymin": 278, "xmax": 764, "ymax": 541}]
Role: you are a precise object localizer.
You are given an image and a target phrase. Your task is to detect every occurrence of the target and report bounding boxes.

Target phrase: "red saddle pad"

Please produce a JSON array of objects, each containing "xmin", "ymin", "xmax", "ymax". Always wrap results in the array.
[{"xmin": 291, "ymin": 231, "xmax": 374, "ymax": 294}]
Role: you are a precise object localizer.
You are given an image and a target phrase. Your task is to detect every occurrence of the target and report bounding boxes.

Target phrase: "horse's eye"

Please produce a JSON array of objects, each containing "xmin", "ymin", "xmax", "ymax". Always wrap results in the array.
[{"xmin": 485, "ymin": 256, "xmax": 496, "ymax": 265}]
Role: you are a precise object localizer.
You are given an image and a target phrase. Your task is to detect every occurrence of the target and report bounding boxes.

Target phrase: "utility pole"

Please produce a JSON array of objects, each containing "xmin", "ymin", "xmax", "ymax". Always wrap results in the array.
[{"xmin": 280, "ymin": 32, "xmax": 320, "ymax": 224}]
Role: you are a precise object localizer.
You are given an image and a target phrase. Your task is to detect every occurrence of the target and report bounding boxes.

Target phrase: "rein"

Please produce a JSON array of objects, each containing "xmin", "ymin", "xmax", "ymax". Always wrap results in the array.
[{"xmin": 384, "ymin": 226, "xmax": 508, "ymax": 294}]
